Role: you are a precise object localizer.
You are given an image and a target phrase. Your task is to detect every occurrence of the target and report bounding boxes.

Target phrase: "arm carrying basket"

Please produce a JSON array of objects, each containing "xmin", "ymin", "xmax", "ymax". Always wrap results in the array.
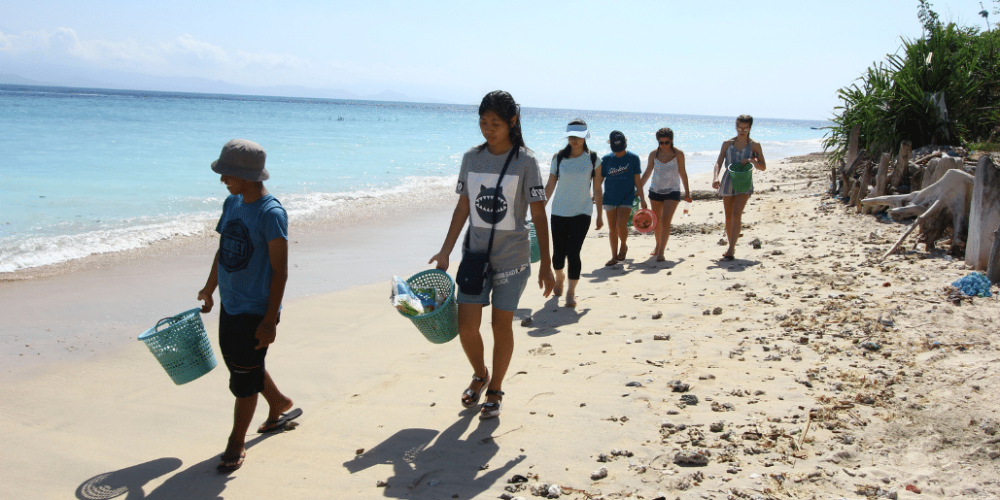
[
  {"xmin": 399, "ymin": 270, "xmax": 459, "ymax": 344},
  {"xmin": 138, "ymin": 308, "xmax": 218, "ymax": 385}
]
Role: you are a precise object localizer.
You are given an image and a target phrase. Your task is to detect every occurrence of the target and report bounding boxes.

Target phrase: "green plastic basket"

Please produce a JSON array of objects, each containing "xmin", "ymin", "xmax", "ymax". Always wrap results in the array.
[
  {"xmin": 627, "ymin": 196, "xmax": 640, "ymax": 227},
  {"xmin": 399, "ymin": 270, "xmax": 459, "ymax": 344},
  {"xmin": 528, "ymin": 222, "xmax": 541, "ymax": 263},
  {"xmin": 138, "ymin": 308, "xmax": 217, "ymax": 385},
  {"xmin": 727, "ymin": 162, "xmax": 754, "ymax": 193}
]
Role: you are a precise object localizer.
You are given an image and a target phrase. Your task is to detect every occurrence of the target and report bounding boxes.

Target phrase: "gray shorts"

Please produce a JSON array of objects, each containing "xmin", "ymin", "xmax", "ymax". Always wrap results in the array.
[{"xmin": 457, "ymin": 264, "xmax": 531, "ymax": 312}]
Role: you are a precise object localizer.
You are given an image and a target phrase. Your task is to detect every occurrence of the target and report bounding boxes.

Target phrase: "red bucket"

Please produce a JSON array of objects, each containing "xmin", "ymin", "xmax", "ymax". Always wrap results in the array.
[{"xmin": 632, "ymin": 208, "xmax": 657, "ymax": 233}]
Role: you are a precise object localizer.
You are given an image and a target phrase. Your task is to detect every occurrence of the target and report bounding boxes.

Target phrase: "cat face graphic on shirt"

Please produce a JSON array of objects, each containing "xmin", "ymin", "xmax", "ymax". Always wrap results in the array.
[{"xmin": 474, "ymin": 185, "xmax": 508, "ymax": 224}]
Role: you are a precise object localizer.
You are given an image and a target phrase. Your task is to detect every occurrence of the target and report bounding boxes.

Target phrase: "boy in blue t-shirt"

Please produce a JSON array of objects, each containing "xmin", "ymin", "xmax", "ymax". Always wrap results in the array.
[
  {"xmin": 197, "ymin": 139, "xmax": 299, "ymax": 473},
  {"xmin": 598, "ymin": 131, "xmax": 647, "ymax": 266}
]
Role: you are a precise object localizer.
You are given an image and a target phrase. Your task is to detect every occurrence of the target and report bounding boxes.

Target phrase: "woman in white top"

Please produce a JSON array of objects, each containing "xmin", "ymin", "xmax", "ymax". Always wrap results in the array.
[
  {"xmin": 544, "ymin": 119, "xmax": 603, "ymax": 307},
  {"xmin": 640, "ymin": 127, "xmax": 691, "ymax": 262}
]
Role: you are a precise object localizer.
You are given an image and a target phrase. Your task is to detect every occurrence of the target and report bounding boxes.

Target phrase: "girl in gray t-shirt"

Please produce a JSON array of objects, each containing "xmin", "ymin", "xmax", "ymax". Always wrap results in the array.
[{"xmin": 429, "ymin": 91, "xmax": 555, "ymax": 421}]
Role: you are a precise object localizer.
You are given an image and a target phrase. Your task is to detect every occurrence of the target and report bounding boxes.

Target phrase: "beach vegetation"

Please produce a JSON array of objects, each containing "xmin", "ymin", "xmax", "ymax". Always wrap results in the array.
[{"xmin": 824, "ymin": 1, "xmax": 1000, "ymax": 165}]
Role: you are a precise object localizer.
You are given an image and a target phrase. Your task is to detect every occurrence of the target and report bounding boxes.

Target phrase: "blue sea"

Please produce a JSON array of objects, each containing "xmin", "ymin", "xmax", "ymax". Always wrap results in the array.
[{"xmin": 0, "ymin": 84, "xmax": 828, "ymax": 273}]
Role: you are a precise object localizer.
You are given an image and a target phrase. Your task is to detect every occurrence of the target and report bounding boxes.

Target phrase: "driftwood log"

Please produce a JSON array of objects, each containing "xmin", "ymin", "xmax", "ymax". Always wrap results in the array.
[
  {"xmin": 862, "ymin": 169, "xmax": 975, "ymax": 260},
  {"xmin": 966, "ymin": 156, "xmax": 1000, "ymax": 272},
  {"xmin": 989, "ymin": 222, "xmax": 1000, "ymax": 284},
  {"xmin": 838, "ymin": 125, "xmax": 862, "ymax": 199},
  {"xmin": 889, "ymin": 141, "xmax": 912, "ymax": 190},
  {"xmin": 865, "ymin": 153, "xmax": 892, "ymax": 214},
  {"xmin": 922, "ymin": 156, "xmax": 964, "ymax": 190}
]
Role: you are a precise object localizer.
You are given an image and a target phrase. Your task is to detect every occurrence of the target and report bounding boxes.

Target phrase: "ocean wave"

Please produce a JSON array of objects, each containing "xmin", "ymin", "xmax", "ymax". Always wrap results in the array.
[
  {"xmin": 0, "ymin": 217, "xmax": 215, "ymax": 273},
  {"xmin": 0, "ymin": 177, "xmax": 459, "ymax": 273}
]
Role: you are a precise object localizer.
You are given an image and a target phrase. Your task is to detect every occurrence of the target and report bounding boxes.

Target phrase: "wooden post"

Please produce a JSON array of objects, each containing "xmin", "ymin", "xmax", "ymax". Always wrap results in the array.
[
  {"xmin": 988, "ymin": 223, "xmax": 1000, "ymax": 284},
  {"xmin": 966, "ymin": 155, "xmax": 1000, "ymax": 270},
  {"xmin": 890, "ymin": 141, "xmax": 912, "ymax": 190},
  {"xmin": 839, "ymin": 125, "xmax": 861, "ymax": 199},
  {"xmin": 856, "ymin": 162, "xmax": 873, "ymax": 213},
  {"xmin": 865, "ymin": 152, "xmax": 892, "ymax": 214}
]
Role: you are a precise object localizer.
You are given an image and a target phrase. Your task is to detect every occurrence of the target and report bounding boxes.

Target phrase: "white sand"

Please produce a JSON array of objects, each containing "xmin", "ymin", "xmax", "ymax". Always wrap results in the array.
[{"xmin": 2, "ymin": 154, "xmax": 999, "ymax": 500}]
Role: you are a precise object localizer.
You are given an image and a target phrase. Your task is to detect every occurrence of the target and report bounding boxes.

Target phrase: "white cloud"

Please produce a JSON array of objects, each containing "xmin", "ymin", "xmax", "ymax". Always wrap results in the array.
[{"xmin": 0, "ymin": 28, "xmax": 307, "ymax": 78}]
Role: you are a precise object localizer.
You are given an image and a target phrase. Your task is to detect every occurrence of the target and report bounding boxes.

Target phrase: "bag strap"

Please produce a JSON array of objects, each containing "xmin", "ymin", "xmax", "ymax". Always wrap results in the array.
[
  {"xmin": 484, "ymin": 147, "xmax": 518, "ymax": 259},
  {"xmin": 590, "ymin": 151, "xmax": 597, "ymax": 178}
]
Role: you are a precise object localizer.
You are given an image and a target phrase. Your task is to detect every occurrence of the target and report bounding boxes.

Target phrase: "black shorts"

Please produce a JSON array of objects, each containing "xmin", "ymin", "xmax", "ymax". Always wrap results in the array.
[
  {"xmin": 219, "ymin": 305, "xmax": 280, "ymax": 398},
  {"xmin": 648, "ymin": 190, "xmax": 681, "ymax": 202}
]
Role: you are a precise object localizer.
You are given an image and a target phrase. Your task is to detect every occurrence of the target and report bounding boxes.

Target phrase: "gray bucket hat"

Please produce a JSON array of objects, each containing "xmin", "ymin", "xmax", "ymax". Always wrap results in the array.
[{"xmin": 211, "ymin": 139, "xmax": 269, "ymax": 181}]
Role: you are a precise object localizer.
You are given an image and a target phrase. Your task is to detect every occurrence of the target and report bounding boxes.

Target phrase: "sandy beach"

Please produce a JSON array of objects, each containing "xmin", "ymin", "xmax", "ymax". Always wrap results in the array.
[{"xmin": 2, "ymin": 154, "xmax": 999, "ymax": 500}]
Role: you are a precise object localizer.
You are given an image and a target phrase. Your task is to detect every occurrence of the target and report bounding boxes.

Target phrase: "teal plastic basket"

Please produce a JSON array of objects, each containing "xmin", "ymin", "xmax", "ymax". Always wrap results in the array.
[
  {"xmin": 727, "ymin": 162, "xmax": 754, "ymax": 193},
  {"xmin": 399, "ymin": 270, "xmax": 459, "ymax": 344},
  {"xmin": 528, "ymin": 222, "xmax": 541, "ymax": 263},
  {"xmin": 138, "ymin": 308, "xmax": 218, "ymax": 385}
]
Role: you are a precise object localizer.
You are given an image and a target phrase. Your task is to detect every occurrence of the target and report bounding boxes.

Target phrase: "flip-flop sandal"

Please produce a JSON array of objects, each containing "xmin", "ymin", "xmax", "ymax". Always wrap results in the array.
[
  {"xmin": 565, "ymin": 295, "xmax": 577, "ymax": 308},
  {"xmin": 217, "ymin": 451, "xmax": 246, "ymax": 473},
  {"xmin": 461, "ymin": 373, "xmax": 489, "ymax": 408},
  {"xmin": 722, "ymin": 253, "xmax": 735, "ymax": 261},
  {"xmin": 257, "ymin": 408, "xmax": 303, "ymax": 434},
  {"xmin": 605, "ymin": 259, "xmax": 618, "ymax": 267},
  {"xmin": 617, "ymin": 246, "xmax": 628, "ymax": 260},
  {"xmin": 479, "ymin": 389, "xmax": 504, "ymax": 420}
]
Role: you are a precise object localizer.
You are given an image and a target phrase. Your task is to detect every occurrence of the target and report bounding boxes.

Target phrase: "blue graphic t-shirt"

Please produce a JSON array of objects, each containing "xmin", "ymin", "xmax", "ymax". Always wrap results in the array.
[
  {"xmin": 215, "ymin": 194, "xmax": 288, "ymax": 315},
  {"xmin": 601, "ymin": 152, "xmax": 641, "ymax": 206}
]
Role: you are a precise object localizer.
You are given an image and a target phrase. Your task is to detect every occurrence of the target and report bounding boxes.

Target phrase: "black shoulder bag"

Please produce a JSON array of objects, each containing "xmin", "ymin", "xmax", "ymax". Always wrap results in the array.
[{"xmin": 455, "ymin": 147, "xmax": 517, "ymax": 295}]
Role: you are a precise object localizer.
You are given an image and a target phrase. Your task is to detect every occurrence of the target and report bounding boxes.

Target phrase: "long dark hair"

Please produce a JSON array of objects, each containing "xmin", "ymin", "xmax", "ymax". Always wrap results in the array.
[
  {"xmin": 736, "ymin": 114, "xmax": 753, "ymax": 141},
  {"xmin": 476, "ymin": 90, "xmax": 527, "ymax": 157},
  {"xmin": 557, "ymin": 118, "xmax": 590, "ymax": 160},
  {"xmin": 655, "ymin": 127, "xmax": 675, "ymax": 153}
]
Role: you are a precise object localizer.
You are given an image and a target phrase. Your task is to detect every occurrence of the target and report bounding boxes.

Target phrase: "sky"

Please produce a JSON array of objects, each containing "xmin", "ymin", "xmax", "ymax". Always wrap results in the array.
[{"xmin": 1, "ymin": 0, "xmax": 995, "ymax": 120}]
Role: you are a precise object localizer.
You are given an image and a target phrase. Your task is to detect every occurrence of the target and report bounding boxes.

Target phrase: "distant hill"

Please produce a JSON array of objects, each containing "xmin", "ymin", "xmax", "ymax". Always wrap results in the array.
[
  {"xmin": 0, "ymin": 73, "xmax": 51, "ymax": 86},
  {"xmin": 0, "ymin": 65, "xmax": 448, "ymax": 104}
]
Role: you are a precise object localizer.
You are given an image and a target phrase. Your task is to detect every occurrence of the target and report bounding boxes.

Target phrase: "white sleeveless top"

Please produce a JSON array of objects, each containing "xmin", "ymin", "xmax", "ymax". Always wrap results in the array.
[{"xmin": 649, "ymin": 156, "xmax": 681, "ymax": 194}]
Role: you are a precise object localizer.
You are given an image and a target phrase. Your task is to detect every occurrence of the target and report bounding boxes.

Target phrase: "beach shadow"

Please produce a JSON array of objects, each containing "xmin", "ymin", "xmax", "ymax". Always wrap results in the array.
[
  {"xmin": 524, "ymin": 296, "xmax": 591, "ymax": 337},
  {"xmin": 76, "ymin": 458, "xmax": 182, "ymax": 500},
  {"xmin": 639, "ymin": 257, "xmax": 686, "ymax": 275},
  {"xmin": 343, "ymin": 413, "xmax": 525, "ymax": 498},
  {"xmin": 76, "ymin": 433, "xmax": 280, "ymax": 500},
  {"xmin": 705, "ymin": 257, "xmax": 761, "ymax": 273},
  {"xmin": 583, "ymin": 262, "xmax": 634, "ymax": 284}
]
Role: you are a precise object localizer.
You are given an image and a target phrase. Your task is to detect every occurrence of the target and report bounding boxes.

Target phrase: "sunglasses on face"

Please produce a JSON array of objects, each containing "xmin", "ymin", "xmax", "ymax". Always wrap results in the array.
[{"xmin": 658, "ymin": 140, "xmax": 671, "ymax": 145}]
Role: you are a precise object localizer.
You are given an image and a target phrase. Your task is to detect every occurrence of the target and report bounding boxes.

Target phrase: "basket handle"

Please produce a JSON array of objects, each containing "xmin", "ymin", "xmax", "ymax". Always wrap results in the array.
[{"xmin": 154, "ymin": 314, "xmax": 180, "ymax": 332}]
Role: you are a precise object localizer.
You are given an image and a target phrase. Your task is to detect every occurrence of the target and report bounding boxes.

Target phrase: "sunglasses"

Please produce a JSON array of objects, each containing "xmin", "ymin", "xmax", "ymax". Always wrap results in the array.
[{"xmin": 658, "ymin": 140, "xmax": 672, "ymax": 145}]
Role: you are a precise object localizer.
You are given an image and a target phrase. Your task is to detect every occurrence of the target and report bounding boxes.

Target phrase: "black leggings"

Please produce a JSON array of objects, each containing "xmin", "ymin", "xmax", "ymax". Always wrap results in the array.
[{"xmin": 550, "ymin": 214, "xmax": 591, "ymax": 280}]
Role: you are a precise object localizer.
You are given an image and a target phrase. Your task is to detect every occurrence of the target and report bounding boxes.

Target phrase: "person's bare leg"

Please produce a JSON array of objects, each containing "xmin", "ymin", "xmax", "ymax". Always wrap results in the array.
[
  {"xmin": 658, "ymin": 200, "xmax": 679, "ymax": 260},
  {"xmin": 565, "ymin": 278, "xmax": 579, "ymax": 307},
  {"xmin": 457, "ymin": 303, "xmax": 488, "ymax": 405},
  {"xmin": 605, "ymin": 208, "xmax": 619, "ymax": 265},
  {"xmin": 726, "ymin": 194, "xmax": 751, "ymax": 258},
  {"xmin": 616, "ymin": 208, "xmax": 630, "ymax": 260},
  {"xmin": 222, "ymin": 393, "xmax": 257, "ymax": 467},
  {"xmin": 650, "ymin": 199, "xmax": 664, "ymax": 256},
  {"xmin": 256, "ymin": 371, "xmax": 293, "ymax": 431},
  {"xmin": 553, "ymin": 268, "xmax": 565, "ymax": 296},
  {"xmin": 484, "ymin": 308, "xmax": 516, "ymax": 409},
  {"xmin": 722, "ymin": 196, "xmax": 736, "ymax": 258}
]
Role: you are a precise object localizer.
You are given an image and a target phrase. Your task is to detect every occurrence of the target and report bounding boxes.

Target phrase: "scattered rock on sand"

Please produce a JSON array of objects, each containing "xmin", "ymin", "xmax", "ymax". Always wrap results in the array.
[
  {"xmin": 674, "ymin": 449, "xmax": 711, "ymax": 466},
  {"xmin": 591, "ymin": 467, "xmax": 608, "ymax": 480}
]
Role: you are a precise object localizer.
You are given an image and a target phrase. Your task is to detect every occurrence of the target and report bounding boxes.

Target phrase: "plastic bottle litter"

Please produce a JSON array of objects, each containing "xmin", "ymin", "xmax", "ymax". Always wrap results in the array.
[
  {"xmin": 951, "ymin": 272, "xmax": 993, "ymax": 298},
  {"xmin": 683, "ymin": 201, "xmax": 691, "ymax": 217},
  {"xmin": 391, "ymin": 276, "xmax": 445, "ymax": 316}
]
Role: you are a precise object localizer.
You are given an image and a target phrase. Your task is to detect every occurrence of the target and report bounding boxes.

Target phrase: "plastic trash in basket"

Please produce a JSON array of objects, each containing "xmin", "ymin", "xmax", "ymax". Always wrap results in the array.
[
  {"xmin": 138, "ymin": 308, "xmax": 218, "ymax": 385},
  {"xmin": 397, "ymin": 270, "xmax": 459, "ymax": 344}
]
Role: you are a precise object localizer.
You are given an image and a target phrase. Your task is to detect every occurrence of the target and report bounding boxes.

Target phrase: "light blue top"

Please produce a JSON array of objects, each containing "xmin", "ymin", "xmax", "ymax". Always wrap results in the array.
[{"xmin": 550, "ymin": 152, "xmax": 601, "ymax": 217}]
